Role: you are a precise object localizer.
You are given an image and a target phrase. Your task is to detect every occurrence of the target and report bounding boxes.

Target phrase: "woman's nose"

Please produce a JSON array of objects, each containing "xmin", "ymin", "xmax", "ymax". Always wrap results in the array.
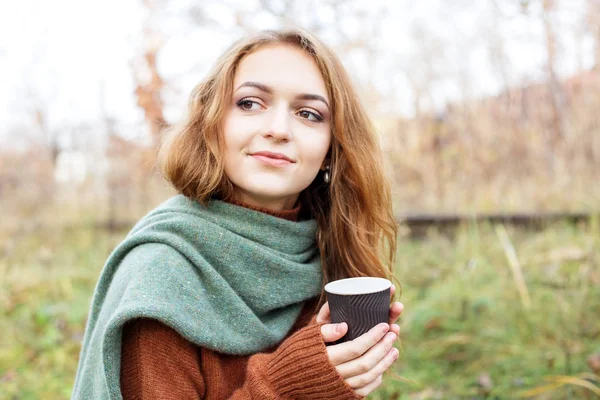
[{"xmin": 263, "ymin": 104, "xmax": 291, "ymax": 142}]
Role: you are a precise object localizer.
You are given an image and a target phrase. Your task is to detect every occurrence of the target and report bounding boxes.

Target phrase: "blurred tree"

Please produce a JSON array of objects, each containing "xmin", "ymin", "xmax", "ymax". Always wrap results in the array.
[
  {"xmin": 489, "ymin": 0, "xmax": 512, "ymax": 108},
  {"xmin": 132, "ymin": 0, "xmax": 167, "ymax": 149},
  {"xmin": 587, "ymin": 0, "xmax": 600, "ymax": 69},
  {"xmin": 541, "ymin": 0, "xmax": 566, "ymax": 154}
]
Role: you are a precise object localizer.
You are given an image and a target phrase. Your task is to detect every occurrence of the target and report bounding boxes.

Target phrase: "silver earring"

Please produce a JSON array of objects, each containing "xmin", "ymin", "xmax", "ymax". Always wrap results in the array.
[{"xmin": 324, "ymin": 165, "xmax": 331, "ymax": 183}]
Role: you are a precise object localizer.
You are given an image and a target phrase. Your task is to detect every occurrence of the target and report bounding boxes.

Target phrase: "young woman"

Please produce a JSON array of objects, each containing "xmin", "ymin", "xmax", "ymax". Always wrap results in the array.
[{"xmin": 72, "ymin": 28, "xmax": 404, "ymax": 399}]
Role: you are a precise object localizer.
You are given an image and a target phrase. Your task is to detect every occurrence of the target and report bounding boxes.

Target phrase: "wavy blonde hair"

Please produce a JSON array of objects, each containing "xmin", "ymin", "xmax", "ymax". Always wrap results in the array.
[{"xmin": 158, "ymin": 28, "xmax": 398, "ymax": 308}]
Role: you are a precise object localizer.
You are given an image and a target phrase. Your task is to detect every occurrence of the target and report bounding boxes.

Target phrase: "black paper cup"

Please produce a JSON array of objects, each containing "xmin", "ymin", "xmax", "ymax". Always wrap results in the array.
[{"xmin": 324, "ymin": 277, "xmax": 391, "ymax": 343}]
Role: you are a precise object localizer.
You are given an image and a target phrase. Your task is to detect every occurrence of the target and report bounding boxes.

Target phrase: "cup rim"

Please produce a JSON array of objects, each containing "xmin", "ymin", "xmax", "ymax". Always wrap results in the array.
[{"xmin": 324, "ymin": 277, "xmax": 392, "ymax": 295}]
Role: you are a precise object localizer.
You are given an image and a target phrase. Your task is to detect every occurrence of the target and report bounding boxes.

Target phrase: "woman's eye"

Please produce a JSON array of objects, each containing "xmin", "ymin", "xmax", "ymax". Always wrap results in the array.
[
  {"xmin": 298, "ymin": 109, "xmax": 324, "ymax": 122},
  {"xmin": 237, "ymin": 99, "xmax": 261, "ymax": 111}
]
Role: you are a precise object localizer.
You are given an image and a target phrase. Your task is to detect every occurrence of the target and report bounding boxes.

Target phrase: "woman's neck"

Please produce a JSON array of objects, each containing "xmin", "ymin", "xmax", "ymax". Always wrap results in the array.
[
  {"xmin": 223, "ymin": 197, "xmax": 301, "ymax": 222},
  {"xmin": 230, "ymin": 191, "xmax": 299, "ymax": 212}
]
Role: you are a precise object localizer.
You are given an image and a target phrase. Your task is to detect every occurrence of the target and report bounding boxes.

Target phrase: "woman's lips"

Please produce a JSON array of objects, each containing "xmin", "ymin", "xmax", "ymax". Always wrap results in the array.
[{"xmin": 251, "ymin": 154, "xmax": 292, "ymax": 167}]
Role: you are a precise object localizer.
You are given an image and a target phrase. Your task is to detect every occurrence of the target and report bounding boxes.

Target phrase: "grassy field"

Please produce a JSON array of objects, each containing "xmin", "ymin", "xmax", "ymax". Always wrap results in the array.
[{"xmin": 1, "ymin": 219, "xmax": 599, "ymax": 399}]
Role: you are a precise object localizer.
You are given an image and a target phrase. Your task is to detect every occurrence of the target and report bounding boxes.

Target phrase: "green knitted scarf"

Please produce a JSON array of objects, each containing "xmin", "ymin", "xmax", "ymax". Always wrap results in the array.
[{"xmin": 71, "ymin": 195, "xmax": 323, "ymax": 400}]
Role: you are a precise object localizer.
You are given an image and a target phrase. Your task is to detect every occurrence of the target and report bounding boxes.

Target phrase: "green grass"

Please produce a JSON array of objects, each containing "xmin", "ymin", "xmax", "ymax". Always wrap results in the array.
[
  {"xmin": 376, "ymin": 219, "xmax": 600, "ymax": 399},
  {"xmin": 1, "ymin": 220, "xmax": 599, "ymax": 399},
  {"xmin": 0, "ymin": 227, "xmax": 124, "ymax": 400}
]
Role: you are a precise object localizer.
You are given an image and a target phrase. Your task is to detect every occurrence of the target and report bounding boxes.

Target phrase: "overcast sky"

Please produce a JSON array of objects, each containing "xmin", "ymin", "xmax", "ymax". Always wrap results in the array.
[{"xmin": 0, "ymin": 0, "xmax": 595, "ymax": 143}]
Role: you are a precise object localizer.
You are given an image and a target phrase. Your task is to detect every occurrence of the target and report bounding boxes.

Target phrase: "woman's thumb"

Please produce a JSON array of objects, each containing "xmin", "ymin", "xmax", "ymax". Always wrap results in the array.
[{"xmin": 320, "ymin": 322, "xmax": 348, "ymax": 343}]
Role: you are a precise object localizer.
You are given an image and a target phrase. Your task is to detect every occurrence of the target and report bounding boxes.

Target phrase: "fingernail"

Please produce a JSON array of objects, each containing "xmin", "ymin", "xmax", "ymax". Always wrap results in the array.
[
  {"xmin": 336, "ymin": 323, "xmax": 345, "ymax": 334},
  {"xmin": 380, "ymin": 323, "xmax": 389, "ymax": 334}
]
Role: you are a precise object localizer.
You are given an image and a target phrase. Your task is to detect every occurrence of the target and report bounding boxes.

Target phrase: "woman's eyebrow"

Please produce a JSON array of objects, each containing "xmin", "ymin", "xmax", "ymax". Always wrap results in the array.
[{"xmin": 235, "ymin": 81, "xmax": 329, "ymax": 109}]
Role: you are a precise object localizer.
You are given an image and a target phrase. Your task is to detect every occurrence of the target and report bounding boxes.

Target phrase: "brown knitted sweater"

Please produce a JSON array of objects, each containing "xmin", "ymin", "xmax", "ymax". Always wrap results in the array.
[{"xmin": 120, "ymin": 199, "xmax": 362, "ymax": 399}]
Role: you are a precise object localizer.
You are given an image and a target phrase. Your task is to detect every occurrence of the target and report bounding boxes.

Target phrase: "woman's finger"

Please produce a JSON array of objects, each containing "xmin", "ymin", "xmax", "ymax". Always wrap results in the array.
[
  {"xmin": 353, "ymin": 374, "xmax": 383, "ymax": 397},
  {"xmin": 321, "ymin": 322, "xmax": 347, "ymax": 343},
  {"xmin": 316, "ymin": 302, "xmax": 331, "ymax": 324},
  {"xmin": 326, "ymin": 323, "xmax": 389, "ymax": 365},
  {"xmin": 388, "ymin": 301, "xmax": 404, "ymax": 325},
  {"xmin": 344, "ymin": 345, "xmax": 398, "ymax": 388},
  {"xmin": 335, "ymin": 331, "xmax": 397, "ymax": 378}
]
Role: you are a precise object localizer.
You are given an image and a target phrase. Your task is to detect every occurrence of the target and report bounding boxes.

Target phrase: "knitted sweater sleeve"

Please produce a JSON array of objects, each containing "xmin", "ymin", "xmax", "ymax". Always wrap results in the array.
[
  {"xmin": 229, "ymin": 316, "xmax": 363, "ymax": 400},
  {"xmin": 120, "ymin": 317, "xmax": 362, "ymax": 400}
]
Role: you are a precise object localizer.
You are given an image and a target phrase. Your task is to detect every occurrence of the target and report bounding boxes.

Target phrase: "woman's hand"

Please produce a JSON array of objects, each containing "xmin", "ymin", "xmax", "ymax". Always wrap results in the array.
[{"xmin": 317, "ymin": 285, "xmax": 404, "ymax": 397}]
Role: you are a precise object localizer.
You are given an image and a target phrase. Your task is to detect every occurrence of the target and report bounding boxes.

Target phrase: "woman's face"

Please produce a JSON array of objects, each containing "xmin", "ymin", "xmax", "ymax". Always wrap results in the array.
[{"xmin": 221, "ymin": 44, "xmax": 332, "ymax": 211}]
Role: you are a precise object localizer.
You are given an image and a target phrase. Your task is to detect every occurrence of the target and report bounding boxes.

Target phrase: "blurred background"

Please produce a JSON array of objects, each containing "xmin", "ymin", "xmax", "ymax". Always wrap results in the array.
[{"xmin": 1, "ymin": 0, "xmax": 599, "ymax": 398}]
